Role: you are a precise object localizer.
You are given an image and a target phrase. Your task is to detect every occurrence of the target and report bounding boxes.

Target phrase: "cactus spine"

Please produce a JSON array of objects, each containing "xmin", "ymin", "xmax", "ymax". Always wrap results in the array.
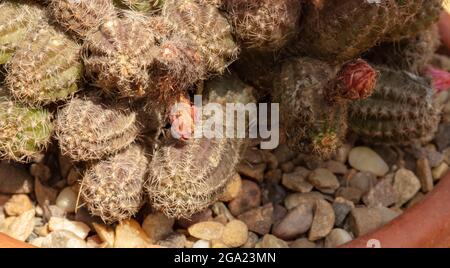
[
  {"xmin": 162, "ymin": 0, "xmax": 239, "ymax": 74},
  {"xmin": 0, "ymin": 1, "xmax": 45, "ymax": 65},
  {"xmin": 0, "ymin": 91, "xmax": 53, "ymax": 163},
  {"xmin": 83, "ymin": 13, "xmax": 159, "ymax": 98},
  {"xmin": 224, "ymin": 0, "xmax": 302, "ymax": 51},
  {"xmin": 5, "ymin": 24, "xmax": 83, "ymax": 106},
  {"xmin": 81, "ymin": 144, "xmax": 149, "ymax": 223},
  {"xmin": 48, "ymin": 0, "xmax": 116, "ymax": 40},
  {"xmin": 349, "ymin": 67, "xmax": 441, "ymax": 145},
  {"xmin": 56, "ymin": 97, "xmax": 140, "ymax": 161},
  {"xmin": 114, "ymin": 0, "xmax": 164, "ymax": 13},
  {"xmin": 274, "ymin": 57, "xmax": 377, "ymax": 158},
  {"xmin": 146, "ymin": 75, "xmax": 255, "ymax": 219}
]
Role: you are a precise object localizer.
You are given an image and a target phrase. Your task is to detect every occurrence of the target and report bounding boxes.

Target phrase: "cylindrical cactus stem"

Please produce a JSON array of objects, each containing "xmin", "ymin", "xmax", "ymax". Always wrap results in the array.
[
  {"xmin": 162, "ymin": 0, "xmax": 239, "ymax": 74},
  {"xmin": 273, "ymin": 57, "xmax": 349, "ymax": 159},
  {"xmin": 146, "ymin": 75, "xmax": 256, "ymax": 219},
  {"xmin": 349, "ymin": 67, "xmax": 441, "ymax": 145},
  {"xmin": 0, "ymin": 90, "xmax": 53, "ymax": 163},
  {"xmin": 0, "ymin": 1, "xmax": 45, "ymax": 65},
  {"xmin": 114, "ymin": 0, "xmax": 164, "ymax": 13},
  {"xmin": 223, "ymin": 0, "xmax": 302, "ymax": 52},
  {"xmin": 150, "ymin": 38, "xmax": 206, "ymax": 105},
  {"xmin": 80, "ymin": 144, "xmax": 149, "ymax": 223},
  {"xmin": 294, "ymin": 0, "xmax": 395, "ymax": 62},
  {"xmin": 366, "ymin": 25, "xmax": 441, "ymax": 73},
  {"xmin": 5, "ymin": 24, "xmax": 83, "ymax": 107},
  {"xmin": 55, "ymin": 97, "xmax": 140, "ymax": 162},
  {"xmin": 385, "ymin": 0, "xmax": 443, "ymax": 41},
  {"xmin": 83, "ymin": 13, "xmax": 159, "ymax": 98},
  {"xmin": 48, "ymin": 0, "xmax": 116, "ymax": 40}
]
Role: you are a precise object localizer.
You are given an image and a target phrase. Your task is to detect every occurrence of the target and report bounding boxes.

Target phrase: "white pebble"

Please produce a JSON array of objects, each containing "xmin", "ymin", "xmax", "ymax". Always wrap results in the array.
[
  {"xmin": 193, "ymin": 240, "xmax": 210, "ymax": 248},
  {"xmin": 56, "ymin": 187, "xmax": 77, "ymax": 213}
]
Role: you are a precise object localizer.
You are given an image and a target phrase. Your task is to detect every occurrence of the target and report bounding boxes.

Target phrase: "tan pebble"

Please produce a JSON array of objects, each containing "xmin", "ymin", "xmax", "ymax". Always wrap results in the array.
[
  {"xmin": 4, "ymin": 194, "xmax": 33, "ymax": 216},
  {"xmin": 188, "ymin": 221, "xmax": 225, "ymax": 241},
  {"xmin": 221, "ymin": 220, "xmax": 248, "ymax": 247}
]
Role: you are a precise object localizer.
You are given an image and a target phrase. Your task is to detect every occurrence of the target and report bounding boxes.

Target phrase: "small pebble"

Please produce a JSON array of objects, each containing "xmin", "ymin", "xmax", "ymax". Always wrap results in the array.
[
  {"xmin": 416, "ymin": 158, "xmax": 434, "ymax": 193},
  {"xmin": 30, "ymin": 163, "xmax": 51, "ymax": 182},
  {"xmin": 114, "ymin": 219, "xmax": 152, "ymax": 248},
  {"xmin": 349, "ymin": 171, "xmax": 377, "ymax": 193},
  {"xmin": 48, "ymin": 217, "xmax": 90, "ymax": 240},
  {"xmin": 177, "ymin": 209, "xmax": 213, "ymax": 229},
  {"xmin": 262, "ymin": 151, "xmax": 278, "ymax": 170},
  {"xmin": 432, "ymin": 162, "xmax": 449, "ymax": 180},
  {"xmin": 55, "ymin": 187, "xmax": 77, "ymax": 213},
  {"xmin": 228, "ymin": 180, "xmax": 261, "ymax": 216},
  {"xmin": 192, "ymin": 240, "xmax": 210, "ymax": 248},
  {"xmin": 142, "ymin": 212, "xmax": 174, "ymax": 243},
  {"xmin": 280, "ymin": 161, "xmax": 295, "ymax": 173},
  {"xmin": 40, "ymin": 230, "xmax": 87, "ymax": 248},
  {"xmin": 188, "ymin": 221, "xmax": 225, "ymax": 241},
  {"xmin": 3, "ymin": 194, "xmax": 33, "ymax": 216},
  {"xmin": 158, "ymin": 233, "xmax": 186, "ymax": 248},
  {"xmin": 264, "ymin": 169, "xmax": 282, "ymax": 184},
  {"xmin": 335, "ymin": 187, "xmax": 363, "ymax": 204},
  {"xmin": 362, "ymin": 178, "xmax": 397, "ymax": 208},
  {"xmin": 377, "ymin": 207, "xmax": 402, "ymax": 225},
  {"xmin": 237, "ymin": 203, "xmax": 273, "ymax": 235},
  {"xmin": 290, "ymin": 238, "xmax": 316, "ymax": 248},
  {"xmin": 348, "ymin": 208, "xmax": 382, "ymax": 237},
  {"xmin": 0, "ymin": 163, "xmax": 33, "ymax": 194},
  {"xmin": 325, "ymin": 228, "xmax": 352, "ymax": 248},
  {"xmin": 0, "ymin": 209, "xmax": 35, "ymax": 241},
  {"xmin": 309, "ymin": 199, "xmax": 335, "ymax": 241},
  {"xmin": 34, "ymin": 178, "xmax": 58, "ymax": 207},
  {"xmin": 393, "ymin": 168, "xmax": 421, "ymax": 207},
  {"xmin": 334, "ymin": 144, "xmax": 352, "ymax": 163},
  {"xmin": 221, "ymin": 220, "xmax": 248, "ymax": 247},
  {"xmin": 272, "ymin": 203, "xmax": 313, "ymax": 240},
  {"xmin": 241, "ymin": 232, "xmax": 259, "ymax": 248},
  {"xmin": 324, "ymin": 161, "xmax": 348, "ymax": 175},
  {"xmin": 282, "ymin": 168, "xmax": 313, "ymax": 193},
  {"xmin": 332, "ymin": 197, "xmax": 354, "ymax": 227},
  {"xmin": 348, "ymin": 147, "xmax": 389, "ymax": 176},
  {"xmin": 308, "ymin": 168, "xmax": 340, "ymax": 194},
  {"xmin": 284, "ymin": 192, "xmax": 324, "ymax": 210},
  {"xmin": 272, "ymin": 144, "xmax": 295, "ymax": 164},
  {"xmin": 219, "ymin": 173, "xmax": 242, "ymax": 202},
  {"xmin": 242, "ymin": 148, "xmax": 265, "ymax": 164},
  {"xmin": 236, "ymin": 162, "xmax": 266, "ymax": 182},
  {"xmin": 92, "ymin": 223, "xmax": 115, "ymax": 248},
  {"xmin": 255, "ymin": 234, "xmax": 289, "ymax": 248}
]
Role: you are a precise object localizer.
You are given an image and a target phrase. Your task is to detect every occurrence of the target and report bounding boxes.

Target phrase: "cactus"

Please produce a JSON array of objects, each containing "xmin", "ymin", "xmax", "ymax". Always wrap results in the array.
[
  {"xmin": 162, "ymin": 0, "xmax": 239, "ymax": 74},
  {"xmin": 83, "ymin": 13, "xmax": 159, "ymax": 98},
  {"xmin": 0, "ymin": 90, "xmax": 53, "ymax": 163},
  {"xmin": 349, "ymin": 67, "xmax": 441, "ymax": 145},
  {"xmin": 223, "ymin": 0, "xmax": 302, "ymax": 51},
  {"xmin": 146, "ymin": 75, "xmax": 255, "ymax": 219},
  {"xmin": 114, "ymin": 0, "xmax": 164, "ymax": 13},
  {"xmin": 81, "ymin": 144, "xmax": 149, "ymax": 223},
  {"xmin": 366, "ymin": 25, "xmax": 440, "ymax": 73},
  {"xmin": 0, "ymin": 1, "xmax": 45, "ymax": 65},
  {"xmin": 48, "ymin": 0, "xmax": 116, "ymax": 40},
  {"xmin": 55, "ymin": 97, "xmax": 140, "ymax": 161},
  {"xmin": 273, "ymin": 57, "xmax": 377, "ymax": 158},
  {"xmin": 385, "ymin": 0, "xmax": 443, "ymax": 41},
  {"xmin": 5, "ymin": 24, "xmax": 83, "ymax": 106}
]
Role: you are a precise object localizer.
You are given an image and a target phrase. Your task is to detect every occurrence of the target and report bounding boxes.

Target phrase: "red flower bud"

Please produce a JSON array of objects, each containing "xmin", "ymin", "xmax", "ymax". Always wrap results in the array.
[
  {"xmin": 327, "ymin": 59, "xmax": 378, "ymax": 103},
  {"xmin": 425, "ymin": 66, "xmax": 450, "ymax": 93}
]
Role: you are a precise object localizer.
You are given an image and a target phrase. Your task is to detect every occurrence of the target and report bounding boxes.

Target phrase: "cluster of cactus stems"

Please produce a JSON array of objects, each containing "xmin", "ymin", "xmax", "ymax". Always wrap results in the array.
[{"xmin": 0, "ymin": 0, "xmax": 447, "ymax": 222}]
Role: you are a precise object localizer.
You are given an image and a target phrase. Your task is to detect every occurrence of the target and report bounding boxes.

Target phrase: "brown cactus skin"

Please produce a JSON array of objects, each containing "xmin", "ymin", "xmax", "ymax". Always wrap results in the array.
[
  {"xmin": 0, "ymin": 1, "xmax": 45, "ymax": 65},
  {"xmin": 293, "ymin": 0, "xmax": 395, "ymax": 62},
  {"xmin": 5, "ymin": 24, "xmax": 83, "ymax": 107},
  {"xmin": 366, "ymin": 25, "xmax": 441, "ymax": 73},
  {"xmin": 162, "ymin": 0, "xmax": 239, "ymax": 74},
  {"xmin": 385, "ymin": 0, "xmax": 443, "ymax": 41},
  {"xmin": 223, "ymin": 0, "xmax": 302, "ymax": 52},
  {"xmin": 273, "ymin": 58, "xmax": 377, "ymax": 159},
  {"xmin": 48, "ymin": 0, "xmax": 116, "ymax": 40},
  {"xmin": 349, "ymin": 67, "xmax": 441, "ymax": 145},
  {"xmin": 81, "ymin": 144, "xmax": 149, "ymax": 223},
  {"xmin": 55, "ymin": 97, "xmax": 140, "ymax": 162},
  {"xmin": 146, "ymin": 75, "xmax": 256, "ymax": 219},
  {"xmin": 83, "ymin": 13, "xmax": 159, "ymax": 99}
]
